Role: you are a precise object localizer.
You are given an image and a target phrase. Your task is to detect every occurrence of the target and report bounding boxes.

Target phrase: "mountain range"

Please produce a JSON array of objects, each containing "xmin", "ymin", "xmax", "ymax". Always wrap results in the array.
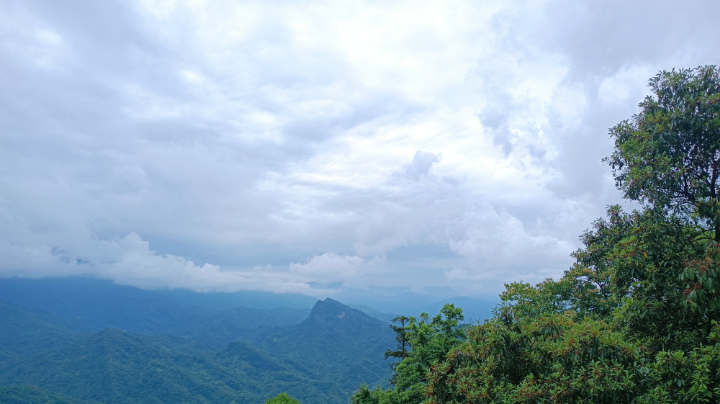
[
  {"xmin": 0, "ymin": 279, "xmax": 396, "ymax": 403},
  {"xmin": 0, "ymin": 277, "xmax": 495, "ymax": 403}
]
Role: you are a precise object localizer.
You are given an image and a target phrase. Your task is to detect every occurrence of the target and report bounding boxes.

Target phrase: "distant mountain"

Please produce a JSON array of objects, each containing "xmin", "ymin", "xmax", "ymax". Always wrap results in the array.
[
  {"xmin": 0, "ymin": 328, "xmax": 347, "ymax": 404},
  {"xmin": 0, "ymin": 277, "xmax": 499, "ymax": 325},
  {"xmin": 158, "ymin": 287, "xmax": 318, "ymax": 310},
  {"xmin": 0, "ymin": 300, "xmax": 86, "ymax": 362},
  {"xmin": 346, "ymin": 303, "xmax": 396, "ymax": 323},
  {"xmin": 249, "ymin": 298, "xmax": 395, "ymax": 392},
  {"xmin": 0, "ymin": 278, "xmax": 310, "ymax": 349},
  {"xmin": 0, "ymin": 385, "xmax": 100, "ymax": 404},
  {"xmin": 176, "ymin": 306, "xmax": 311, "ymax": 350},
  {"xmin": 216, "ymin": 341, "xmax": 348, "ymax": 403},
  {"xmin": 0, "ymin": 277, "xmax": 316, "ymax": 314},
  {"xmin": 0, "ymin": 297, "xmax": 396, "ymax": 404}
]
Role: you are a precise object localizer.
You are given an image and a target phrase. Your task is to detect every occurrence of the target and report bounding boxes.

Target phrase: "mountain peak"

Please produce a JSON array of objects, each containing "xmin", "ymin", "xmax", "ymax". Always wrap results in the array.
[
  {"xmin": 310, "ymin": 298, "xmax": 354, "ymax": 319},
  {"xmin": 303, "ymin": 298, "xmax": 383, "ymax": 333}
]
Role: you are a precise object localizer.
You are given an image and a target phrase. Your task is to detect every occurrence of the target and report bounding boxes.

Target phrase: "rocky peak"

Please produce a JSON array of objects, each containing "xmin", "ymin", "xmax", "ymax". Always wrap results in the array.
[{"xmin": 302, "ymin": 298, "xmax": 382, "ymax": 333}]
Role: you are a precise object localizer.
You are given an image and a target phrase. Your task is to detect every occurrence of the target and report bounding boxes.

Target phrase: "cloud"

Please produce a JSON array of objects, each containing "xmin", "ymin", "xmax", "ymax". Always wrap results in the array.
[
  {"xmin": 99, "ymin": 232, "xmax": 231, "ymax": 292},
  {"xmin": 0, "ymin": 231, "xmax": 339, "ymax": 295},
  {"xmin": 289, "ymin": 253, "xmax": 366, "ymax": 283},
  {"xmin": 1, "ymin": 0, "xmax": 718, "ymax": 300},
  {"xmin": 394, "ymin": 150, "xmax": 441, "ymax": 181}
]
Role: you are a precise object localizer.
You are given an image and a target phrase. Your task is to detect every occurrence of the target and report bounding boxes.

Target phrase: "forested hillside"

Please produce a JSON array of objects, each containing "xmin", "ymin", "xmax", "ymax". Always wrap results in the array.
[
  {"xmin": 0, "ymin": 300, "xmax": 84, "ymax": 362},
  {"xmin": 1, "ymin": 276, "xmax": 495, "ymax": 403},
  {"xmin": 0, "ymin": 297, "xmax": 393, "ymax": 404},
  {"xmin": 0, "ymin": 385, "xmax": 101, "ymax": 404},
  {"xmin": 250, "ymin": 298, "xmax": 394, "ymax": 392},
  {"xmin": 1, "ymin": 328, "xmax": 346, "ymax": 403},
  {"xmin": 0, "ymin": 278, "xmax": 313, "ymax": 340}
]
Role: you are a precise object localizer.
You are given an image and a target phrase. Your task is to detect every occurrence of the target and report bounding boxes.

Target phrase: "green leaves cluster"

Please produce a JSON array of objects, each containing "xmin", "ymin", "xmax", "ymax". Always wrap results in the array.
[
  {"xmin": 429, "ymin": 314, "xmax": 639, "ymax": 403},
  {"xmin": 428, "ymin": 204, "xmax": 720, "ymax": 403},
  {"xmin": 606, "ymin": 66, "xmax": 720, "ymax": 240}
]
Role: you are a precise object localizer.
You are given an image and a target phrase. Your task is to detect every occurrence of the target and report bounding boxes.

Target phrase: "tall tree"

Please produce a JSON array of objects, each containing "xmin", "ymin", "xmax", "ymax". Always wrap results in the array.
[
  {"xmin": 385, "ymin": 315, "xmax": 412, "ymax": 386},
  {"xmin": 606, "ymin": 66, "xmax": 720, "ymax": 240},
  {"xmin": 385, "ymin": 315, "xmax": 412, "ymax": 362}
]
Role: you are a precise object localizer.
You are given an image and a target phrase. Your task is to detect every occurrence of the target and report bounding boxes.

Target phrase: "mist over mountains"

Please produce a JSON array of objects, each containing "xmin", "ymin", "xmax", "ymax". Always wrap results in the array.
[{"xmin": 0, "ymin": 277, "xmax": 497, "ymax": 325}]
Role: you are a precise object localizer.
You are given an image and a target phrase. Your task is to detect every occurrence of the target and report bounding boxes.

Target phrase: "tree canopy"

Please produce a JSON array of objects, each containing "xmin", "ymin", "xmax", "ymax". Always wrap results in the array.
[
  {"xmin": 606, "ymin": 66, "xmax": 720, "ymax": 240},
  {"xmin": 265, "ymin": 393, "xmax": 301, "ymax": 404}
]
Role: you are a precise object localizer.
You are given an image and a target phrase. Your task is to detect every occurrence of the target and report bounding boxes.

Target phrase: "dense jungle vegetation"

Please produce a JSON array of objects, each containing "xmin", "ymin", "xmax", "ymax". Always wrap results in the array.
[{"xmin": 352, "ymin": 66, "xmax": 720, "ymax": 403}]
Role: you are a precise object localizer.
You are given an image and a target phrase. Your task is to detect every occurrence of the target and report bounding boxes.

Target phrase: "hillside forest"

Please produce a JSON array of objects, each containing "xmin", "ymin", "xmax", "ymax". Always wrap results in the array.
[{"xmin": 3, "ymin": 66, "xmax": 720, "ymax": 404}]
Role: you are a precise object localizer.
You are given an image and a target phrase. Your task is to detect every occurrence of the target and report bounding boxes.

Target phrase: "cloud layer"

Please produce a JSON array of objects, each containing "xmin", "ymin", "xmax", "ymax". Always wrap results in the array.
[{"xmin": 1, "ymin": 0, "xmax": 719, "ymax": 299}]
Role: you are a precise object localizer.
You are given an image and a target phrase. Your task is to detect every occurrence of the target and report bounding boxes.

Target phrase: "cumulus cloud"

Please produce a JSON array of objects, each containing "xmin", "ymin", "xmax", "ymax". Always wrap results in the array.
[
  {"xmin": 1, "ymin": 0, "xmax": 718, "ymax": 300},
  {"xmin": 289, "ymin": 253, "xmax": 366, "ymax": 283},
  {"xmin": 394, "ymin": 151, "xmax": 441, "ymax": 181}
]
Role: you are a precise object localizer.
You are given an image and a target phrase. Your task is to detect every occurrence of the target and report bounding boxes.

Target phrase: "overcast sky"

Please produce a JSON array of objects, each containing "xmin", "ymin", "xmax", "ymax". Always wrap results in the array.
[{"xmin": 1, "ymin": 0, "xmax": 719, "ymax": 302}]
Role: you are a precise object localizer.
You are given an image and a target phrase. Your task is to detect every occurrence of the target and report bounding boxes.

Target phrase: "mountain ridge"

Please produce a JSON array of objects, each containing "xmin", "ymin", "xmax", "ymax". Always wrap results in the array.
[{"xmin": 0, "ymin": 294, "xmax": 396, "ymax": 404}]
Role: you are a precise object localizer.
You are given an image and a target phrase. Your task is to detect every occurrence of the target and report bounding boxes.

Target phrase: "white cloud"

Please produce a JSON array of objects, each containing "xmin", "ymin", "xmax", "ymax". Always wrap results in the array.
[
  {"xmin": 597, "ymin": 65, "xmax": 655, "ymax": 107},
  {"xmin": 394, "ymin": 151, "xmax": 441, "ymax": 181},
  {"xmin": 0, "ymin": 231, "xmax": 339, "ymax": 295},
  {"xmin": 289, "ymin": 253, "xmax": 365, "ymax": 283}
]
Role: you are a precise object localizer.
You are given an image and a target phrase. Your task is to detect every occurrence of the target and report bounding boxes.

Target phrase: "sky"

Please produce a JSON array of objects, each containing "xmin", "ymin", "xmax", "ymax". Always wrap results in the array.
[{"xmin": 1, "ymin": 0, "xmax": 719, "ymax": 303}]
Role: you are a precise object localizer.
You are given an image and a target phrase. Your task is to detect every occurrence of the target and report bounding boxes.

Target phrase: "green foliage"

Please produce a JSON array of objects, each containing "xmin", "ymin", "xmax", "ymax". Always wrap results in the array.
[
  {"xmin": 351, "ymin": 304, "xmax": 466, "ymax": 404},
  {"xmin": 428, "ymin": 314, "xmax": 640, "ymax": 403},
  {"xmin": 502, "ymin": 205, "xmax": 710, "ymax": 351},
  {"xmin": 265, "ymin": 393, "xmax": 301, "ymax": 404},
  {"xmin": 425, "ymin": 203, "xmax": 720, "ymax": 403},
  {"xmin": 385, "ymin": 315, "xmax": 411, "ymax": 362},
  {"xmin": 682, "ymin": 243, "xmax": 720, "ymax": 318},
  {"xmin": 426, "ymin": 209, "xmax": 683, "ymax": 402},
  {"xmin": 606, "ymin": 65, "xmax": 720, "ymax": 240}
]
